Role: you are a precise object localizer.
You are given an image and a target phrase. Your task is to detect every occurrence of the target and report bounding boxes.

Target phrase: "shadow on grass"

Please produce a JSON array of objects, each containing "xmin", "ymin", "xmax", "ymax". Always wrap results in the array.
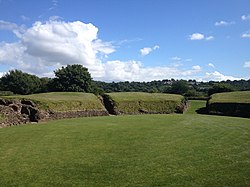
[{"xmin": 196, "ymin": 107, "xmax": 208, "ymax": 114}]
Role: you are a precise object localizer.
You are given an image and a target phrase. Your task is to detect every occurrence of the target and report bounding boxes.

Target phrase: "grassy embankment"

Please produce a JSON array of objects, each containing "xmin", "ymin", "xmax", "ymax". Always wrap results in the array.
[
  {"xmin": 3, "ymin": 92, "xmax": 106, "ymax": 112},
  {"xmin": 207, "ymin": 91, "xmax": 250, "ymax": 117},
  {"xmin": 0, "ymin": 100, "xmax": 249, "ymax": 186},
  {"xmin": 104, "ymin": 92, "xmax": 186, "ymax": 114}
]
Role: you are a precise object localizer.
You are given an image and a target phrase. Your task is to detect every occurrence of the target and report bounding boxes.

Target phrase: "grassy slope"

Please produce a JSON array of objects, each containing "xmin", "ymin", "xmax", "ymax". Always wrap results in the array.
[
  {"xmin": 0, "ymin": 107, "xmax": 249, "ymax": 186},
  {"xmin": 106, "ymin": 92, "xmax": 184, "ymax": 114},
  {"xmin": 209, "ymin": 91, "xmax": 250, "ymax": 104},
  {"xmin": 3, "ymin": 92, "xmax": 105, "ymax": 112}
]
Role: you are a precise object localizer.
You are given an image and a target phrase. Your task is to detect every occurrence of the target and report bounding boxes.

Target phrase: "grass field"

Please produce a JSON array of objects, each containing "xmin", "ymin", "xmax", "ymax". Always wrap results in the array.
[
  {"xmin": 105, "ymin": 92, "xmax": 185, "ymax": 114},
  {"xmin": 3, "ymin": 92, "xmax": 105, "ymax": 112},
  {"xmin": 209, "ymin": 91, "xmax": 250, "ymax": 104},
  {"xmin": 0, "ymin": 100, "xmax": 249, "ymax": 186}
]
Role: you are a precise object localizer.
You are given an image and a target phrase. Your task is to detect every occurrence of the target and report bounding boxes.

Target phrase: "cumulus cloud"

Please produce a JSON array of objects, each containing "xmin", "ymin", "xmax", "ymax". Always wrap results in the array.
[
  {"xmin": 189, "ymin": 33, "xmax": 214, "ymax": 41},
  {"xmin": 0, "ymin": 19, "xmax": 241, "ymax": 82},
  {"xmin": 208, "ymin": 63, "xmax": 215, "ymax": 68},
  {"xmin": 241, "ymin": 14, "xmax": 250, "ymax": 21},
  {"xmin": 242, "ymin": 30, "xmax": 250, "ymax": 38},
  {"xmin": 204, "ymin": 71, "xmax": 240, "ymax": 81},
  {"xmin": 0, "ymin": 20, "xmax": 115, "ymax": 76},
  {"xmin": 96, "ymin": 60, "xmax": 202, "ymax": 82},
  {"xmin": 0, "ymin": 20, "xmax": 201, "ymax": 81},
  {"xmin": 215, "ymin": 21, "xmax": 234, "ymax": 26},
  {"xmin": 244, "ymin": 61, "xmax": 250, "ymax": 68},
  {"xmin": 140, "ymin": 45, "xmax": 159, "ymax": 56}
]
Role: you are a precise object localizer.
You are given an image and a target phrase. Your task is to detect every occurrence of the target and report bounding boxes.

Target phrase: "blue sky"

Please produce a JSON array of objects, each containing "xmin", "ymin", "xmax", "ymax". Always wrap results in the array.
[{"xmin": 0, "ymin": 0, "xmax": 249, "ymax": 82}]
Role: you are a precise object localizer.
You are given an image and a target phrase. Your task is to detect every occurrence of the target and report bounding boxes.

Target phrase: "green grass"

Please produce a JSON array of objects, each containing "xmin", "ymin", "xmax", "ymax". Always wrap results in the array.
[
  {"xmin": 185, "ymin": 100, "xmax": 207, "ymax": 114},
  {"xmin": 209, "ymin": 91, "xmax": 250, "ymax": 104},
  {"xmin": 105, "ymin": 92, "xmax": 185, "ymax": 114},
  {"xmin": 207, "ymin": 91, "xmax": 250, "ymax": 118},
  {"xmin": 3, "ymin": 92, "xmax": 105, "ymax": 112},
  {"xmin": 107, "ymin": 92, "xmax": 183, "ymax": 102},
  {"xmin": 0, "ymin": 114, "xmax": 249, "ymax": 186}
]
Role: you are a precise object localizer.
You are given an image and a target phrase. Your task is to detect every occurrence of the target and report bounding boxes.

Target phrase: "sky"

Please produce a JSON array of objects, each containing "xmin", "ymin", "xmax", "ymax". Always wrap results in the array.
[{"xmin": 0, "ymin": 0, "xmax": 249, "ymax": 82}]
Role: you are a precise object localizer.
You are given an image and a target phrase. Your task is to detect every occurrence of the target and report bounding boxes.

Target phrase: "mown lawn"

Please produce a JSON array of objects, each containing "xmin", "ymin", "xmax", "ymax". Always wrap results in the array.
[{"xmin": 0, "ymin": 111, "xmax": 249, "ymax": 186}]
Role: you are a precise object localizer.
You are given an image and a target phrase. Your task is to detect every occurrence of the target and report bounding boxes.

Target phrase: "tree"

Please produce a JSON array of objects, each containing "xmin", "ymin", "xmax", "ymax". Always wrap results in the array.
[
  {"xmin": 208, "ymin": 83, "xmax": 234, "ymax": 95},
  {"xmin": 52, "ymin": 64, "xmax": 92, "ymax": 92},
  {"xmin": 0, "ymin": 70, "xmax": 41, "ymax": 95},
  {"xmin": 170, "ymin": 80, "xmax": 189, "ymax": 95}
]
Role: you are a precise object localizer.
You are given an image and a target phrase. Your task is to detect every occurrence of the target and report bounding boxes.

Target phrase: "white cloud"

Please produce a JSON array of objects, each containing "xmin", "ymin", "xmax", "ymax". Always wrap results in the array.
[
  {"xmin": 189, "ymin": 33, "xmax": 204, "ymax": 40},
  {"xmin": 243, "ymin": 61, "xmax": 250, "ymax": 68},
  {"xmin": 20, "ymin": 15, "xmax": 30, "ymax": 21},
  {"xmin": 208, "ymin": 63, "xmax": 215, "ymax": 68},
  {"xmin": 0, "ymin": 20, "xmax": 115, "ymax": 76},
  {"xmin": 0, "ymin": 19, "xmax": 242, "ymax": 82},
  {"xmin": 205, "ymin": 36, "xmax": 214, "ymax": 41},
  {"xmin": 171, "ymin": 56, "xmax": 181, "ymax": 61},
  {"xmin": 140, "ymin": 45, "xmax": 159, "ymax": 56},
  {"xmin": 96, "ymin": 60, "xmax": 202, "ymax": 82},
  {"xmin": 49, "ymin": 15, "xmax": 62, "ymax": 21},
  {"xmin": 49, "ymin": 0, "xmax": 58, "ymax": 10},
  {"xmin": 204, "ymin": 71, "xmax": 240, "ymax": 81},
  {"xmin": 185, "ymin": 59, "xmax": 192, "ymax": 62},
  {"xmin": 241, "ymin": 14, "xmax": 250, "ymax": 21},
  {"xmin": 153, "ymin": 45, "xmax": 160, "ymax": 50},
  {"xmin": 242, "ymin": 30, "xmax": 250, "ymax": 38},
  {"xmin": 189, "ymin": 33, "xmax": 214, "ymax": 41},
  {"xmin": 215, "ymin": 21, "xmax": 234, "ymax": 26},
  {"xmin": 192, "ymin": 65, "xmax": 201, "ymax": 71},
  {"xmin": 0, "ymin": 20, "xmax": 19, "ymax": 31}
]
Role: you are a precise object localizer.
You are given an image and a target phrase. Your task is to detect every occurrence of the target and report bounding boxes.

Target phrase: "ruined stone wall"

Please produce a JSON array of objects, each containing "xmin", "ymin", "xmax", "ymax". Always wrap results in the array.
[{"xmin": 0, "ymin": 98, "xmax": 109, "ymax": 128}]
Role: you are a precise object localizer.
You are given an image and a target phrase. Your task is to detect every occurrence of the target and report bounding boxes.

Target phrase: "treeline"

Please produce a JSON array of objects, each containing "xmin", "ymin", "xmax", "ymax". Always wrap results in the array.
[
  {"xmin": 94, "ymin": 79, "xmax": 250, "ymax": 98},
  {"xmin": 0, "ymin": 64, "xmax": 250, "ymax": 97}
]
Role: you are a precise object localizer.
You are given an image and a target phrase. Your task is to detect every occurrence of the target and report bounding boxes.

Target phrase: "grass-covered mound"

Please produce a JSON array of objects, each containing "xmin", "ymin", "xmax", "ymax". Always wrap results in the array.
[
  {"xmin": 103, "ymin": 92, "xmax": 186, "ymax": 115},
  {"xmin": 0, "ymin": 92, "xmax": 108, "ymax": 126},
  {"xmin": 207, "ymin": 91, "xmax": 250, "ymax": 118},
  {"xmin": 5, "ymin": 92, "xmax": 106, "ymax": 112},
  {"xmin": 0, "ymin": 114, "xmax": 249, "ymax": 186}
]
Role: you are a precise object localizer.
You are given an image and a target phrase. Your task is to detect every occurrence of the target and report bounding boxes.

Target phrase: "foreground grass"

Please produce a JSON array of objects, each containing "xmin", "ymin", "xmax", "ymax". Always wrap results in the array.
[
  {"xmin": 0, "ymin": 114, "xmax": 249, "ymax": 186},
  {"xmin": 209, "ymin": 91, "xmax": 250, "ymax": 104},
  {"xmin": 3, "ymin": 92, "xmax": 105, "ymax": 111}
]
